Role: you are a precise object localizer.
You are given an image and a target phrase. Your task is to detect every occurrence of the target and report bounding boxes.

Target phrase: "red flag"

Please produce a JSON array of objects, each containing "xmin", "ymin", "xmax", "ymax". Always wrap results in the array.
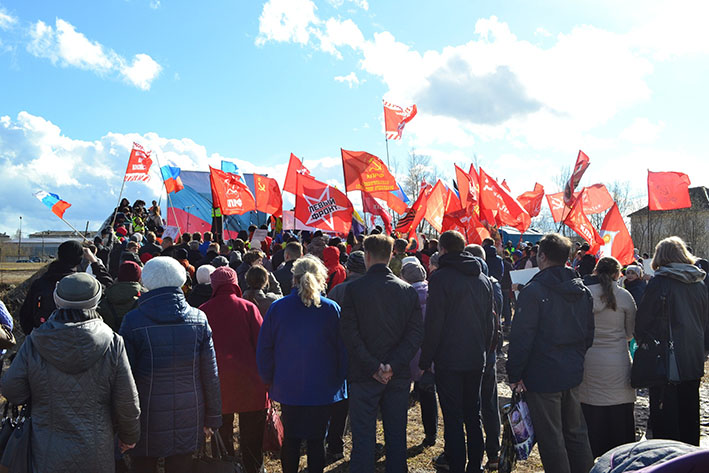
[
  {"xmin": 395, "ymin": 183, "xmax": 431, "ymax": 235},
  {"xmin": 253, "ymin": 174, "xmax": 283, "ymax": 217},
  {"xmin": 370, "ymin": 190, "xmax": 408, "ymax": 214},
  {"xmin": 295, "ymin": 174, "xmax": 353, "ymax": 234},
  {"xmin": 647, "ymin": 171, "xmax": 691, "ymax": 211},
  {"xmin": 517, "ymin": 183, "xmax": 545, "ymax": 218},
  {"xmin": 563, "ymin": 199, "xmax": 604, "ymax": 254},
  {"xmin": 478, "ymin": 168, "xmax": 531, "ymax": 232},
  {"xmin": 423, "ymin": 181, "xmax": 447, "ymax": 233},
  {"xmin": 209, "ymin": 166, "xmax": 256, "ymax": 215},
  {"xmin": 341, "ymin": 149, "xmax": 398, "ymax": 193},
  {"xmin": 362, "ymin": 191, "xmax": 392, "ymax": 234},
  {"xmin": 501, "ymin": 180, "xmax": 511, "ymax": 192},
  {"xmin": 383, "ymin": 100, "xmax": 417, "ymax": 140},
  {"xmin": 599, "ymin": 203, "xmax": 634, "ymax": 265},
  {"xmin": 124, "ymin": 142, "xmax": 153, "ymax": 182},
  {"xmin": 478, "ymin": 168, "xmax": 499, "ymax": 225},
  {"xmin": 441, "ymin": 209, "xmax": 491, "ymax": 244},
  {"xmin": 283, "ymin": 153, "xmax": 310, "ymax": 194},
  {"xmin": 546, "ymin": 184, "xmax": 614, "ymax": 222},
  {"xmin": 455, "ymin": 164, "xmax": 479, "ymax": 213},
  {"xmin": 564, "ymin": 150, "xmax": 590, "ymax": 206}
]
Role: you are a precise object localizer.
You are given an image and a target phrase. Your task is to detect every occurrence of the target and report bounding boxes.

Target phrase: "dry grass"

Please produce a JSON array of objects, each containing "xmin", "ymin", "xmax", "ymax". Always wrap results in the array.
[{"xmin": 0, "ymin": 263, "xmax": 44, "ymax": 286}]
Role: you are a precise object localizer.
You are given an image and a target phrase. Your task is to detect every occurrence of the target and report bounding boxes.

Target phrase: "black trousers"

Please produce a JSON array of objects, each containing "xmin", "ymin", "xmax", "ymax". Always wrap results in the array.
[
  {"xmin": 132, "ymin": 453, "xmax": 194, "ymax": 473},
  {"xmin": 481, "ymin": 356, "xmax": 500, "ymax": 461},
  {"xmin": 280, "ymin": 404, "xmax": 331, "ymax": 473},
  {"xmin": 649, "ymin": 379, "xmax": 700, "ymax": 446},
  {"xmin": 326, "ymin": 398, "xmax": 349, "ymax": 454},
  {"xmin": 413, "ymin": 381, "xmax": 438, "ymax": 441},
  {"xmin": 581, "ymin": 403, "xmax": 635, "ymax": 458},
  {"xmin": 214, "ymin": 410, "xmax": 266, "ymax": 473},
  {"xmin": 435, "ymin": 368, "xmax": 484, "ymax": 473}
]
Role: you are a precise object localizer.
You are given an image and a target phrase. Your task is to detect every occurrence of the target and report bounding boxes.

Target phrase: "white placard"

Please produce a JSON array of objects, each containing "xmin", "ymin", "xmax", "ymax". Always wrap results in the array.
[
  {"xmin": 510, "ymin": 268, "xmax": 540, "ymax": 287},
  {"xmin": 250, "ymin": 228, "xmax": 268, "ymax": 248},
  {"xmin": 162, "ymin": 225, "xmax": 181, "ymax": 242}
]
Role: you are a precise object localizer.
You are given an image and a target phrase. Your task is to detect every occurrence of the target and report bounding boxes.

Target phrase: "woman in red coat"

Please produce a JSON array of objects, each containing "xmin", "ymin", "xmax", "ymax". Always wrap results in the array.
[{"xmin": 199, "ymin": 266, "xmax": 268, "ymax": 473}]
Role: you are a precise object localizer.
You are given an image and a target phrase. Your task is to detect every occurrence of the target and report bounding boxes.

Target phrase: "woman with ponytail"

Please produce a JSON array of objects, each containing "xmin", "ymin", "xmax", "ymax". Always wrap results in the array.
[
  {"xmin": 578, "ymin": 256, "xmax": 637, "ymax": 457},
  {"xmin": 256, "ymin": 254, "xmax": 347, "ymax": 473}
]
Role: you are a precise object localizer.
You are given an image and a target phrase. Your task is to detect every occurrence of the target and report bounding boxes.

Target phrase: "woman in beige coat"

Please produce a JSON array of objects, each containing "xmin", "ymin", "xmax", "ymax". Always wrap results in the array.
[{"xmin": 578, "ymin": 256, "xmax": 637, "ymax": 458}]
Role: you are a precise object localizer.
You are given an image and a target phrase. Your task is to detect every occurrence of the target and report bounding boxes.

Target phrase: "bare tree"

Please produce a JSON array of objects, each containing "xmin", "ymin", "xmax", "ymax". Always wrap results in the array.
[{"xmin": 401, "ymin": 150, "xmax": 437, "ymax": 201}]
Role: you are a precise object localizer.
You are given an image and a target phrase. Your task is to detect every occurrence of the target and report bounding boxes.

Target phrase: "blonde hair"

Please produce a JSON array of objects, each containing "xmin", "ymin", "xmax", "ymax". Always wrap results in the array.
[
  {"xmin": 651, "ymin": 236, "xmax": 696, "ymax": 270},
  {"xmin": 292, "ymin": 254, "xmax": 328, "ymax": 308}
]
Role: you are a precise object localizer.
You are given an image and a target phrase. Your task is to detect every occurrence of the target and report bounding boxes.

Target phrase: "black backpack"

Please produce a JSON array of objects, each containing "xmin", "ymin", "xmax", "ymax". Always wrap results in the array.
[{"xmin": 29, "ymin": 277, "xmax": 58, "ymax": 329}]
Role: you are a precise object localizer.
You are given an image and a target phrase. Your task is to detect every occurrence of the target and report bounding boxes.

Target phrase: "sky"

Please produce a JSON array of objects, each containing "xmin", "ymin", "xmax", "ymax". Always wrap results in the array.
[{"xmin": 0, "ymin": 0, "xmax": 708, "ymax": 234}]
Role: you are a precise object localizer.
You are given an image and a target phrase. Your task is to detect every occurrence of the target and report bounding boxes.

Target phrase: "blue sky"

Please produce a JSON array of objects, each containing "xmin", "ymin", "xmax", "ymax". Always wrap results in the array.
[{"xmin": 1, "ymin": 0, "xmax": 707, "ymax": 234}]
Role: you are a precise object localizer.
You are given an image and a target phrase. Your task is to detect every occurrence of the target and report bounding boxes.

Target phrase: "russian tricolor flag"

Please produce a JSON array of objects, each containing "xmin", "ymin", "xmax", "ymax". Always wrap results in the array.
[
  {"xmin": 160, "ymin": 166, "xmax": 184, "ymax": 194},
  {"xmin": 34, "ymin": 191, "xmax": 71, "ymax": 218}
]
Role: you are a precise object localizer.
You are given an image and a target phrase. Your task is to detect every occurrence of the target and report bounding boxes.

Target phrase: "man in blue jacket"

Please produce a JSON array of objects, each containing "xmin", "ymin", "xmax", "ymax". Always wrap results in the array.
[
  {"xmin": 507, "ymin": 233, "xmax": 594, "ymax": 473},
  {"xmin": 120, "ymin": 256, "xmax": 222, "ymax": 473}
]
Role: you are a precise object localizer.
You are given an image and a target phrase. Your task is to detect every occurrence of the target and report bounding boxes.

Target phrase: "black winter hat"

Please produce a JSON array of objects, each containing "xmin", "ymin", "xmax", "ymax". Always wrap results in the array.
[{"xmin": 57, "ymin": 240, "xmax": 84, "ymax": 267}]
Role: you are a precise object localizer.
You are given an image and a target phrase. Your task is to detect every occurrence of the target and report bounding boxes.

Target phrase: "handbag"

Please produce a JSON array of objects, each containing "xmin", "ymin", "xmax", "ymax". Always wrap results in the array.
[
  {"xmin": 0, "ymin": 404, "xmax": 15, "ymax": 455},
  {"xmin": 193, "ymin": 433, "xmax": 244, "ymax": 473},
  {"xmin": 499, "ymin": 392, "xmax": 536, "ymax": 473},
  {"xmin": 262, "ymin": 404, "xmax": 284, "ymax": 453},
  {"xmin": 0, "ymin": 405, "xmax": 32, "ymax": 473},
  {"xmin": 631, "ymin": 279, "xmax": 674, "ymax": 388}
]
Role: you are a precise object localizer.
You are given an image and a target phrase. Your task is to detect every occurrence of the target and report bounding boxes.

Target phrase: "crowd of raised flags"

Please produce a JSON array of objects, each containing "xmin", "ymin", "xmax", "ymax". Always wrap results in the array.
[{"xmin": 31, "ymin": 99, "xmax": 695, "ymax": 267}]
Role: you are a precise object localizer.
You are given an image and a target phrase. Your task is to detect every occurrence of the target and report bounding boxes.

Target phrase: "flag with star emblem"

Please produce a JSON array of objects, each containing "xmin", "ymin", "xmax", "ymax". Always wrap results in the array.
[
  {"xmin": 252, "ymin": 173, "xmax": 282, "ymax": 217},
  {"xmin": 295, "ymin": 173, "xmax": 354, "ymax": 234},
  {"xmin": 341, "ymin": 149, "xmax": 398, "ymax": 193},
  {"xmin": 209, "ymin": 166, "xmax": 256, "ymax": 215}
]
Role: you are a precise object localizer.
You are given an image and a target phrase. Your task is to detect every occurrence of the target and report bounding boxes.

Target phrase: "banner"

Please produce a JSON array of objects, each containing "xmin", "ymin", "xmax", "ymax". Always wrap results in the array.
[
  {"xmin": 341, "ymin": 149, "xmax": 398, "ymax": 193},
  {"xmin": 517, "ymin": 183, "xmax": 545, "ymax": 218},
  {"xmin": 362, "ymin": 190, "xmax": 392, "ymax": 234},
  {"xmin": 599, "ymin": 203, "xmax": 635, "ymax": 265},
  {"xmin": 124, "ymin": 142, "xmax": 153, "ymax": 182},
  {"xmin": 252, "ymin": 174, "xmax": 283, "ymax": 217},
  {"xmin": 563, "ymin": 200, "xmax": 604, "ymax": 253},
  {"xmin": 283, "ymin": 153, "xmax": 310, "ymax": 194},
  {"xmin": 547, "ymin": 184, "xmax": 614, "ymax": 222}
]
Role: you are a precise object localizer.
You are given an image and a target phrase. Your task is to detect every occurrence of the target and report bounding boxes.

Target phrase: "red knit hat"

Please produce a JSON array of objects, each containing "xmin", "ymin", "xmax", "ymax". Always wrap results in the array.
[
  {"xmin": 118, "ymin": 261, "xmax": 142, "ymax": 283},
  {"xmin": 140, "ymin": 252, "xmax": 153, "ymax": 264},
  {"xmin": 116, "ymin": 226, "xmax": 128, "ymax": 237}
]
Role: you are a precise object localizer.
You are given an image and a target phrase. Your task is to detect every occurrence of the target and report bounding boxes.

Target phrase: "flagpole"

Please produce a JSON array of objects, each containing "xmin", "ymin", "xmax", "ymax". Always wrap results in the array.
[
  {"xmin": 110, "ymin": 157, "xmax": 132, "ymax": 230},
  {"xmin": 60, "ymin": 217, "xmax": 89, "ymax": 242},
  {"xmin": 152, "ymin": 152, "xmax": 182, "ymax": 234},
  {"xmin": 385, "ymin": 138, "xmax": 391, "ymax": 169}
]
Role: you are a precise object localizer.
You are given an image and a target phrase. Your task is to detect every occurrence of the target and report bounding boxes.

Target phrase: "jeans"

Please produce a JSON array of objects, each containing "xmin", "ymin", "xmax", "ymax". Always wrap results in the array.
[
  {"xmin": 132, "ymin": 453, "xmax": 194, "ymax": 473},
  {"xmin": 349, "ymin": 378, "xmax": 409, "ymax": 473},
  {"xmin": 435, "ymin": 368, "xmax": 484, "ymax": 473},
  {"xmin": 525, "ymin": 387, "xmax": 594, "ymax": 473},
  {"xmin": 481, "ymin": 356, "xmax": 500, "ymax": 461},
  {"xmin": 214, "ymin": 410, "xmax": 266, "ymax": 473}
]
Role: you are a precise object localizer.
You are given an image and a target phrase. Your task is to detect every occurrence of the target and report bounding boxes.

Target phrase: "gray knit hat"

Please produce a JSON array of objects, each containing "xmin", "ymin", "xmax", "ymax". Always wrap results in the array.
[
  {"xmin": 401, "ymin": 261, "xmax": 427, "ymax": 283},
  {"xmin": 53, "ymin": 273, "xmax": 102, "ymax": 310},
  {"xmin": 346, "ymin": 251, "xmax": 366, "ymax": 274}
]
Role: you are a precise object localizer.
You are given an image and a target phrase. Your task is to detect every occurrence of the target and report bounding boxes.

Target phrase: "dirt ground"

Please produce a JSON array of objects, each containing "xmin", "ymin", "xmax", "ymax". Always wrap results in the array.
[{"xmin": 0, "ymin": 263, "xmax": 44, "ymax": 286}]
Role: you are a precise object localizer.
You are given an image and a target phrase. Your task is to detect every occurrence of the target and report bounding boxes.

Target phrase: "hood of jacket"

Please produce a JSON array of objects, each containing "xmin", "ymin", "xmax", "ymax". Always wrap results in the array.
[
  {"xmin": 532, "ymin": 265, "xmax": 588, "ymax": 301},
  {"xmin": 105, "ymin": 281, "xmax": 144, "ymax": 305},
  {"xmin": 45, "ymin": 260, "xmax": 76, "ymax": 283},
  {"xmin": 136, "ymin": 286, "xmax": 192, "ymax": 324},
  {"xmin": 323, "ymin": 246, "xmax": 341, "ymax": 271},
  {"xmin": 654, "ymin": 263, "xmax": 706, "ymax": 284},
  {"xmin": 212, "ymin": 282, "xmax": 242, "ymax": 299},
  {"xmin": 439, "ymin": 252, "xmax": 482, "ymax": 277},
  {"xmin": 31, "ymin": 313, "xmax": 113, "ymax": 374}
]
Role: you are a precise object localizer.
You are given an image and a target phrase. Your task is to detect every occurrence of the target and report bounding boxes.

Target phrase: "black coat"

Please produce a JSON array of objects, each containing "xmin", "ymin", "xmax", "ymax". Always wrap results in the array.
[
  {"xmin": 635, "ymin": 265, "xmax": 709, "ymax": 381},
  {"xmin": 340, "ymin": 264, "xmax": 423, "ymax": 382},
  {"xmin": 419, "ymin": 252, "xmax": 494, "ymax": 373},
  {"xmin": 624, "ymin": 278, "xmax": 647, "ymax": 306},
  {"xmin": 273, "ymin": 260, "xmax": 295, "ymax": 296},
  {"xmin": 138, "ymin": 242, "xmax": 162, "ymax": 257},
  {"xmin": 506, "ymin": 265, "xmax": 594, "ymax": 393}
]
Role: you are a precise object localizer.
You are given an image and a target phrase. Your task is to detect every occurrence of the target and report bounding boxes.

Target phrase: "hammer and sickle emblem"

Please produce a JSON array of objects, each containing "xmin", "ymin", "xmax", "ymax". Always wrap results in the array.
[
  {"xmin": 368, "ymin": 158, "xmax": 383, "ymax": 171},
  {"xmin": 257, "ymin": 180, "xmax": 266, "ymax": 192}
]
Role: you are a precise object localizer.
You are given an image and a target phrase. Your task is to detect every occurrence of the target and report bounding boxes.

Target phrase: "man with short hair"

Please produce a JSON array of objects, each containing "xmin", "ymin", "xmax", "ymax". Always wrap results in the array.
[
  {"xmin": 507, "ymin": 233, "xmax": 594, "ymax": 473},
  {"xmin": 140, "ymin": 231, "xmax": 162, "ymax": 257},
  {"xmin": 199, "ymin": 231, "xmax": 213, "ymax": 256},
  {"xmin": 160, "ymin": 236, "xmax": 176, "ymax": 258},
  {"xmin": 341, "ymin": 235, "xmax": 423, "ymax": 473},
  {"xmin": 420, "ymin": 231, "xmax": 494, "ymax": 473},
  {"xmin": 273, "ymin": 242, "xmax": 302, "ymax": 295}
]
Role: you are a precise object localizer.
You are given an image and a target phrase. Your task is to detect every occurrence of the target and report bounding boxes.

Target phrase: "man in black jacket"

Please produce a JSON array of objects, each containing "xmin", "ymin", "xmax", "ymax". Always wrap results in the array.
[
  {"xmin": 341, "ymin": 234, "xmax": 423, "ymax": 473},
  {"xmin": 273, "ymin": 241, "xmax": 302, "ymax": 295},
  {"xmin": 419, "ymin": 231, "xmax": 494, "ymax": 473},
  {"xmin": 507, "ymin": 233, "xmax": 594, "ymax": 473}
]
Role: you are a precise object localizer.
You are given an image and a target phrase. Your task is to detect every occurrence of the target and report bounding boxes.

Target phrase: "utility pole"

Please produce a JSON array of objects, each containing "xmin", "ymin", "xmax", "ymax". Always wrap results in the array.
[{"xmin": 18, "ymin": 216, "xmax": 22, "ymax": 259}]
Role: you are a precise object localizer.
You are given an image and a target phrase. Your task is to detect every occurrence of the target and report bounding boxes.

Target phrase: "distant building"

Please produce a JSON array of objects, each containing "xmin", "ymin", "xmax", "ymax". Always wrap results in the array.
[
  {"xmin": 0, "ymin": 230, "xmax": 96, "ymax": 262},
  {"xmin": 628, "ymin": 186, "xmax": 709, "ymax": 258}
]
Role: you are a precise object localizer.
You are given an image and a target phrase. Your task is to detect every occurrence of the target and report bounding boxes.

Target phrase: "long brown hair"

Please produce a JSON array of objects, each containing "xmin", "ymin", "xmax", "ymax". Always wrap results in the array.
[{"xmin": 594, "ymin": 256, "xmax": 621, "ymax": 311}]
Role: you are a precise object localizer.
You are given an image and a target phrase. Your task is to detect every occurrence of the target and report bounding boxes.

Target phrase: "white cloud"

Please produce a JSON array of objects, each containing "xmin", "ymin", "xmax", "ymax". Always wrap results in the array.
[
  {"xmin": 150, "ymin": 0, "xmax": 161, "ymax": 9},
  {"xmin": 619, "ymin": 118, "xmax": 664, "ymax": 144},
  {"xmin": 255, "ymin": 0, "xmax": 319, "ymax": 46},
  {"xmin": 0, "ymin": 7, "xmax": 17, "ymax": 30},
  {"xmin": 334, "ymin": 71, "xmax": 360, "ymax": 87},
  {"xmin": 326, "ymin": 0, "xmax": 369, "ymax": 11},
  {"xmin": 316, "ymin": 18, "xmax": 365, "ymax": 58},
  {"xmin": 0, "ymin": 112, "xmax": 350, "ymax": 233},
  {"xmin": 26, "ymin": 19, "xmax": 162, "ymax": 90},
  {"xmin": 534, "ymin": 27, "xmax": 552, "ymax": 37}
]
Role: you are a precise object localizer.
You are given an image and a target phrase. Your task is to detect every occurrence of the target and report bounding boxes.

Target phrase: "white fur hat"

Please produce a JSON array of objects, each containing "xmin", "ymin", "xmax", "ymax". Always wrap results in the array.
[
  {"xmin": 196, "ymin": 264, "xmax": 216, "ymax": 285},
  {"xmin": 141, "ymin": 256, "xmax": 187, "ymax": 290}
]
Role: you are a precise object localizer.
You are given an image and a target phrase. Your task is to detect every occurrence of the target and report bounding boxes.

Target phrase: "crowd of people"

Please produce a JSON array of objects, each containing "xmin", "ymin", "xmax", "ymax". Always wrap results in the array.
[{"xmin": 1, "ymin": 198, "xmax": 708, "ymax": 473}]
